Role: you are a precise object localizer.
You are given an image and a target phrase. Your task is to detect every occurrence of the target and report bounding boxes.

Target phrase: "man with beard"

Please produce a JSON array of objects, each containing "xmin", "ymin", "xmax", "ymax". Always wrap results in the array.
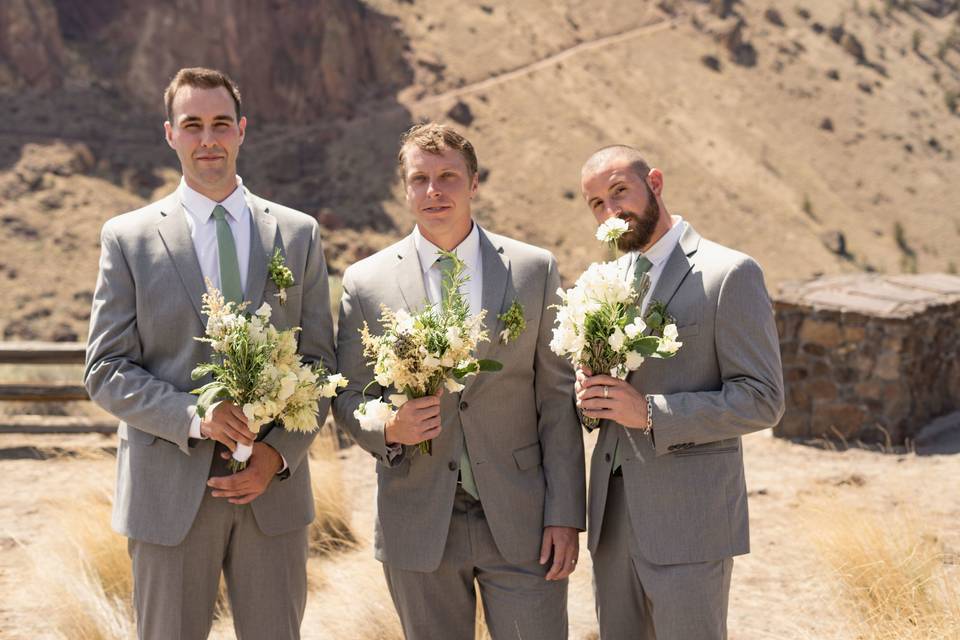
[{"xmin": 575, "ymin": 145, "xmax": 785, "ymax": 639}]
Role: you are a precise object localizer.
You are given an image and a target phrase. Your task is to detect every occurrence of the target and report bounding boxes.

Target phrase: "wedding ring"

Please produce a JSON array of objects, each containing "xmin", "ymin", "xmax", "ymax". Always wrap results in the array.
[
  {"xmin": 571, "ymin": 559, "xmax": 577, "ymax": 565},
  {"xmin": 603, "ymin": 386, "xmax": 609, "ymax": 399}
]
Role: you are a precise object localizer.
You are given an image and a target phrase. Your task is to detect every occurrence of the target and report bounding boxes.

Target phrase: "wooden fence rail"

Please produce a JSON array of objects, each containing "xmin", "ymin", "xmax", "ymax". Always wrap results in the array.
[{"xmin": 0, "ymin": 342, "xmax": 117, "ymax": 434}]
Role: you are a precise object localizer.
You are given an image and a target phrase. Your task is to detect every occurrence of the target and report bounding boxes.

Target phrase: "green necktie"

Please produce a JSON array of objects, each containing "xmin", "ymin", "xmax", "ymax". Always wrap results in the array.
[
  {"xmin": 212, "ymin": 205, "xmax": 243, "ymax": 304},
  {"xmin": 611, "ymin": 255, "xmax": 653, "ymax": 474},
  {"xmin": 437, "ymin": 255, "xmax": 479, "ymax": 499}
]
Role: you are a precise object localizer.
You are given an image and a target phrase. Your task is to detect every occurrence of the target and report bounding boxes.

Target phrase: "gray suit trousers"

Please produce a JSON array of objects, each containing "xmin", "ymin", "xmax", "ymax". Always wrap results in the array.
[
  {"xmin": 383, "ymin": 488, "xmax": 568, "ymax": 640},
  {"xmin": 129, "ymin": 454, "xmax": 308, "ymax": 640},
  {"xmin": 592, "ymin": 475, "xmax": 732, "ymax": 640}
]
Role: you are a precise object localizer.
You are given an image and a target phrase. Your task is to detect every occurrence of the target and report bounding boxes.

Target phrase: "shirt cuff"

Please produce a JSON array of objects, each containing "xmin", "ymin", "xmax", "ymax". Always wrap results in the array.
[{"xmin": 189, "ymin": 413, "xmax": 203, "ymax": 439}]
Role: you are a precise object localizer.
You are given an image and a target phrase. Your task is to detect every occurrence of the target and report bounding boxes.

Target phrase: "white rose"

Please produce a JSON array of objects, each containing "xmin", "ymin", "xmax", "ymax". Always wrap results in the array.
[
  {"xmin": 354, "ymin": 398, "xmax": 395, "ymax": 430},
  {"xmin": 624, "ymin": 317, "xmax": 647, "ymax": 339},
  {"xmin": 608, "ymin": 327, "xmax": 626, "ymax": 352},
  {"xmin": 388, "ymin": 393, "xmax": 409, "ymax": 407},
  {"xmin": 444, "ymin": 378, "xmax": 466, "ymax": 393},
  {"xmin": 255, "ymin": 302, "xmax": 272, "ymax": 319},
  {"xmin": 625, "ymin": 351, "xmax": 645, "ymax": 370},
  {"xmin": 394, "ymin": 309, "xmax": 415, "ymax": 334}
]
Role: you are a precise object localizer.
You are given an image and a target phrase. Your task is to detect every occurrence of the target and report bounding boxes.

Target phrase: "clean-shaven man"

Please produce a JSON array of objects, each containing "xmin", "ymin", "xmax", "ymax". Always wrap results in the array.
[
  {"xmin": 84, "ymin": 67, "xmax": 335, "ymax": 639},
  {"xmin": 333, "ymin": 123, "xmax": 585, "ymax": 639},
  {"xmin": 576, "ymin": 145, "xmax": 785, "ymax": 640}
]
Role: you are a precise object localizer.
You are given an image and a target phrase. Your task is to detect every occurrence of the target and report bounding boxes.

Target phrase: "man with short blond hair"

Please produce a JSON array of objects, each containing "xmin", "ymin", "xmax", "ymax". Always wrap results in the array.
[
  {"xmin": 334, "ymin": 122, "xmax": 585, "ymax": 639},
  {"xmin": 85, "ymin": 67, "xmax": 335, "ymax": 639}
]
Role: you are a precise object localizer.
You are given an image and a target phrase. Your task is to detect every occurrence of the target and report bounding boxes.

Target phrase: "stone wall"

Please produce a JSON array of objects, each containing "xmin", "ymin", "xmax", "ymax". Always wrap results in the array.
[{"xmin": 774, "ymin": 273, "xmax": 960, "ymax": 444}]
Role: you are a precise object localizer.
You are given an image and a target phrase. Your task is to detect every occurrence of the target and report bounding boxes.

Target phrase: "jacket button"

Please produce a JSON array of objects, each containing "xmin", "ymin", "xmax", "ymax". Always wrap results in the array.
[
  {"xmin": 604, "ymin": 453, "xmax": 611, "ymax": 462},
  {"xmin": 459, "ymin": 401, "xmax": 468, "ymax": 411},
  {"xmin": 448, "ymin": 461, "xmax": 458, "ymax": 471}
]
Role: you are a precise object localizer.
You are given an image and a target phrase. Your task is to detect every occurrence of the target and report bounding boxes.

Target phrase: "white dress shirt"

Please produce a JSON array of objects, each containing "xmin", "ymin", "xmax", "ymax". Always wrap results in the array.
[
  {"xmin": 383, "ymin": 223, "xmax": 483, "ymax": 459},
  {"xmin": 180, "ymin": 176, "xmax": 273, "ymax": 459},
  {"xmin": 413, "ymin": 222, "xmax": 483, "ymax": 313},
  {"xmin": 628, "ymin": 215, "xmax": 686, "ymax": 314},
  {"xmin": 179, "ymin": 175, "xmax": 251, "ymax": 296}
]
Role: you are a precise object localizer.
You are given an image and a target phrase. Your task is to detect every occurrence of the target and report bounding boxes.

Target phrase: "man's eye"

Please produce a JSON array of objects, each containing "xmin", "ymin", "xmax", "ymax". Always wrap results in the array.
[{"xmin": 185, "ymin": 124, "xmax": 200, "ymax": 130}]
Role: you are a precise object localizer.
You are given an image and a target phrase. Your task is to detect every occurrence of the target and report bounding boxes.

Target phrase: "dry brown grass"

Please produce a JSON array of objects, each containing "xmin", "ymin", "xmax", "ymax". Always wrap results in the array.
[
  {"xmin": 308, "ymin": 429, "xmax": 358, "ymax": 555},
  {"xmin": 22, "ymin": 467, "xmax": 133, "ymax": 639},
  {"xmin": 807, "ymin": 498, "xmax": 960, "ymax": 639},
  {"xmin": 20, "ymin": 438, "xmax": 358, "ymax": 639}
]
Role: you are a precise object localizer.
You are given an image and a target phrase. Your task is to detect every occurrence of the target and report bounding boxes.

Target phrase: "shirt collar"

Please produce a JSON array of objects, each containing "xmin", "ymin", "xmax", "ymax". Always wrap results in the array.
[
  {"xmin": 413, "ymin": 221, "xmax": 481, "ymax": 275},
  {"xmin": 178, "ymin": 175, "xmax": 249, "ymax": 223},
  {"xmin": 637, "ymin": 215, "xmax": 686, "ymax": 268}
]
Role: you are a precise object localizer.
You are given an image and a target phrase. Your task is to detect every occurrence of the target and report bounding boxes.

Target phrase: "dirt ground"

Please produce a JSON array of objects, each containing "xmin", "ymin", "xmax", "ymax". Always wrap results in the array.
[{"xmin": 1, "ymin": 428, "xmax": 958, "ymax": 639}]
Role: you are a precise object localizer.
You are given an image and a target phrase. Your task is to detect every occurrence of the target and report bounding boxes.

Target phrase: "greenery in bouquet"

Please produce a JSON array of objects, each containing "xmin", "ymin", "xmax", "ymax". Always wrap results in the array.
[
  {"xmin": 354, "ymin": 252, "xmax": 502, "ymax": 455},
  {"xmin": 191, "ymin": 282, "xmax": 346, "ymax": 471}
]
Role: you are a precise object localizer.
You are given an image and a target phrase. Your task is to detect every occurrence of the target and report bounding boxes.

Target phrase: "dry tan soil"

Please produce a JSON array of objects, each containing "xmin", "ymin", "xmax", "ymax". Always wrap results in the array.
[{"xmin": 1, "ymin": 429, "xmax": 958, "ymax": 639}]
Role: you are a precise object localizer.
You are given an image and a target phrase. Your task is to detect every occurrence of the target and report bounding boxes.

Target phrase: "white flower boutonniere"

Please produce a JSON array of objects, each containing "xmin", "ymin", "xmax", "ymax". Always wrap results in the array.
[
  {"xmin": 268, "ymin": 248, "xmax": 295, "ymax": 304},
  {"xmin": 497, "ymin": 299, "xmax": 526, "ymax": 344}
]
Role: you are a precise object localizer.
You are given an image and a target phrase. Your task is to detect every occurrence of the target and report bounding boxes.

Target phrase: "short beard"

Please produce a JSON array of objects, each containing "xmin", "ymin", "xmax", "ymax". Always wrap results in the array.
[{"xmin": 616, "ymin": 196, "xmax": 660, "ymax": 253}]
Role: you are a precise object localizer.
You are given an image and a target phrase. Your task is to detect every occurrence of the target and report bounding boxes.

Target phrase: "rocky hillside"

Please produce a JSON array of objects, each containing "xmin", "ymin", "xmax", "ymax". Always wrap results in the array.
[{"xmin": 2, "ymin": 0, "xmax": 959, "ymax": 341}]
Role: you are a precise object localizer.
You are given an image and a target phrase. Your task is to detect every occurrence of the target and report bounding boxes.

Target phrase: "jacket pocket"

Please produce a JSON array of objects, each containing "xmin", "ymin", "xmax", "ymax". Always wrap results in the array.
[
  {"xmin": 674, "ymin": 441, "xmax": 739, "ymax": 457},
  {"xmin": 513, "ymin": 442, "xmax": 543, "ymax": 470}
]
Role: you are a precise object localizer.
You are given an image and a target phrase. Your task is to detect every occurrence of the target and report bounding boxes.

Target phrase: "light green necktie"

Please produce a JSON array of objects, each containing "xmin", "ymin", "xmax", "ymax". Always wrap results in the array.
[
  {"xmin": 212, "ymin": 205, "xmax": 243, "ymax": 304},
  {"xmin": 611, "ymin": 255, "xmax": 653, "ymax": 474},
  {"xmin": 437, "ymin": 255, "xmax": 479, "ymax": 499}
]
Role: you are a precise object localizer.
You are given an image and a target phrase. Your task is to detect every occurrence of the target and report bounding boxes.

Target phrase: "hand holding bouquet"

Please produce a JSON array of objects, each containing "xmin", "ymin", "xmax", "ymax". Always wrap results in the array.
[
  {"xmin": 354, "ymin": 252, "xmax": 501, "ymax": 455},
  {"xmin": 551, "ymin": 219, "xmax": 682, "ymax": 428},
  {"xmin": 191, "ymin": 282, "xmax": 347, "ymax": 471}
]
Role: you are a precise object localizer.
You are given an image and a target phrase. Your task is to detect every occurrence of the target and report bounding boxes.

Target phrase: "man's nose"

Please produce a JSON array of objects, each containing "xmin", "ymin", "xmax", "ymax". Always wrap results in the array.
[
  {"xmin": 604, "ymin": 203, "xmax": 622, "ymax": 218},
  {"xmin": 200, "ymin": 127, "xmax": 216, "ymax": 147},
  {"xmin": 426, "ymin": 181, "xmax": 441, "ymax": 197}
]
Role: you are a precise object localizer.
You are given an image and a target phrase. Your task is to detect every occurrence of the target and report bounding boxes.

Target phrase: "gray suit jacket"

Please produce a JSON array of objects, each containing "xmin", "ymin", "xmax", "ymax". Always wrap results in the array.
[
  {"xmin": 84, "ymin": 189, "xmax": 336, "ymax": 546},
  {"xmin": 333, "ymin": 227, "xmax": 586, "ymax": 572},
  {"xmin": 587, "ymin": 223, "xmax": 785, "ymax": 565}
]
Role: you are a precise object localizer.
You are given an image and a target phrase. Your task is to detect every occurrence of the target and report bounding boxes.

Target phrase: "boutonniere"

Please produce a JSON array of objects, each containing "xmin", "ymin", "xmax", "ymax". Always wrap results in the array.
[
  {"xmin": 643, "ymin": 300, "xmax": 681, "ymax": 351},
  {"xmin": 268, "ymin": 248, "xmax": 295, "ymax": 304},
  {"xmin": 643, "ymin": 300, "xmax": 674, "ymax": 334},
  {"xmin": 497, "ymin": 299, "xmax": 526, "ymax": 344}
]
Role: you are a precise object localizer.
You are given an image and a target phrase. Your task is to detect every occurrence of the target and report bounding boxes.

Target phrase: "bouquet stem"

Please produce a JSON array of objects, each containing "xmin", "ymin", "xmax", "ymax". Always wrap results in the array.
[
  {"xmin": 229, "ymin": 442, "xmax": 253, "ymax": 472},
  {"xmin": 417, "ymin": 440, "xmax": 433, "ymax": 456}
]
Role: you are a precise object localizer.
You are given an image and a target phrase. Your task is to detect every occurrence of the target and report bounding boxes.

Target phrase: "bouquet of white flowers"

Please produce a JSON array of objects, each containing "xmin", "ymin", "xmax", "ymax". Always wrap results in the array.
[
  {"xmin": 551, "ymin": 218, "xmax": 682, "ymax": 427},
  {"xmin": 191, "ymin": 282, "xmax": 347, "ymax": 471},
  {"xmin": 354, "ymin": 252, "xmax": 501, "ymax": 455}
]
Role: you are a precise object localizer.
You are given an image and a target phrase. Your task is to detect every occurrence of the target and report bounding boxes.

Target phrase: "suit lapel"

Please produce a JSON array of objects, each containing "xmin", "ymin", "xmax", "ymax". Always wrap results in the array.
[
  {"xmin": 244, "ymin": 191, "xmax": 278, "ymax": 311},
  {"xmin": 647, "ymin": 223, "xmax": 701, "ymax": 310},
  {"xmin": 156, "ymin": 196, "xmax": 206, "ymax": 323},
  {"xmin": 394, "ymin": 234, "xmax": 429, "ymax": 313},
  {"xmin": 468, "ymin": 228, "xmax": 509, "ymax": 385}
]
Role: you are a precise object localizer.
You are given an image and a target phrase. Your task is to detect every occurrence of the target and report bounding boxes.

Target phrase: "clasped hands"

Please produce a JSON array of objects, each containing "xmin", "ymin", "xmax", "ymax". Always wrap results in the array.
[
  {"xmin": 575, "ymin": 365, "xmax": 649, "ymax": 429},
  {"xmin": 201, "ymin": 401, "xmax": 282, "ymax": 504}
]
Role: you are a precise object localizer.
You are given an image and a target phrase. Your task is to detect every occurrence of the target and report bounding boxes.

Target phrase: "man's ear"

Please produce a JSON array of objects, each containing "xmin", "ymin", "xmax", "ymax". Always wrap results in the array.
[
  {"xmin": 163, "ymin": 121, "xmax": 175, "ymax": 149},
  {"xmin": 646, "ymin": 168, "xmax": 664, "ymax": 197},
  {"xmin": 469, "ymin": 171, "xmax": 479, "ymax": 197},
  {"xmin": 238, "ymin": 116, "xmax": 247, "ymax": 145}
]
